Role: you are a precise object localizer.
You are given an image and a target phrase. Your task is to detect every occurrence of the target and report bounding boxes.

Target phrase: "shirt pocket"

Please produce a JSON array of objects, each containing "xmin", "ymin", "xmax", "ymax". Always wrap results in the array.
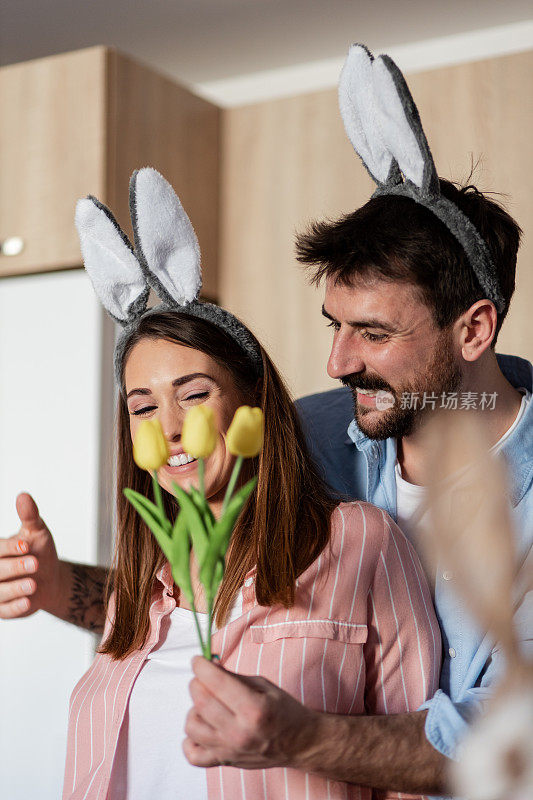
[
  {"xmin": 250, "ymin": 620, "xmax": 368, "ymax": 714},
  {"xmin": 250, "ymin": 618, "xmax": 368, "ymax": 644}
]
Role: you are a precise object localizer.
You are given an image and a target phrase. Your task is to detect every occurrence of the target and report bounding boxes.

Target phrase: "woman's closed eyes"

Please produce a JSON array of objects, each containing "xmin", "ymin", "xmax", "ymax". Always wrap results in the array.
[{"xmin": 130, "ymin": 390, "xmax": 211, "ymax": 416}]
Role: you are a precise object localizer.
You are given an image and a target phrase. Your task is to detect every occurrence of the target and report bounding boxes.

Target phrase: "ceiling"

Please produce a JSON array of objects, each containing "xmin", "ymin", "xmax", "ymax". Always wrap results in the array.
[{"xmin": 2, "ymin": 0, "xmax": 533, "ymax": 90}]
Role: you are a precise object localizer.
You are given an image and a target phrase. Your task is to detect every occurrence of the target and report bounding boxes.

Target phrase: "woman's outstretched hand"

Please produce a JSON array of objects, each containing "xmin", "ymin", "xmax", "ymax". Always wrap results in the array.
[{"xmin": 0, "ymin": 493, "xmax": 63, "ymax": 620}]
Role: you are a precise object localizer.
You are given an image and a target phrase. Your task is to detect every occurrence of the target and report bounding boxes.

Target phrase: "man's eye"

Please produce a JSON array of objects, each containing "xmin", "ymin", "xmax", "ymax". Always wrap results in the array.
[
  {"xmin": 326, "ymin": 320, "xmax": 341, "ymax": 331},
  {"xmin": 132, "ymin": 406, "xmax": 156, "ymax": 416},
  {"xmin": 361, "ymin": 331, "xmax": 387, "ymax": 342}
]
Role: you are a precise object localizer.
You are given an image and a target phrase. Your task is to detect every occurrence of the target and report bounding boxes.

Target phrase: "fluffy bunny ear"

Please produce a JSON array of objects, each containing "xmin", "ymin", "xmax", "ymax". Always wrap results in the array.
[
  {"xmin": 372, "ymin": 55, "xmax": 439, "ymax": 196},
  {"xmin": 338, "ymin": 44, "xmax": 400, "ymax": 185},
  {"xmin": 75, "ymin": 196, "xmax": 149, "ymax": 324},
  {"xmin": 129, "ymin": 167, "xmax": 202, "ymax": 307}
]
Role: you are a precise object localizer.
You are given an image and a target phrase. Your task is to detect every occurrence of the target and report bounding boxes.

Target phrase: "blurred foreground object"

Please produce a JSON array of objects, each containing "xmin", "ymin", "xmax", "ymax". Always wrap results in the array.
[{"xmin": 421, "ymin": 410, "xmax": 533, "ymax": 800}]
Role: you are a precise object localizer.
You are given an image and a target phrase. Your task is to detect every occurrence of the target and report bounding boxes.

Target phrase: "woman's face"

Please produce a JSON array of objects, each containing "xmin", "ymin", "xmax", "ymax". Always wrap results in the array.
[{"xmin": 124, "ymin": 338, "xmax": 245, "ymax": 511}]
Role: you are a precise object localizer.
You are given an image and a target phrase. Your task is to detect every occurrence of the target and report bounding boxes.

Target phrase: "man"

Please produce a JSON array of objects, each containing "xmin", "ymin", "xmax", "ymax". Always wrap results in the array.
[{"xmin": 180, "ymin": 178, "xmax": 532, "ymax": 795}]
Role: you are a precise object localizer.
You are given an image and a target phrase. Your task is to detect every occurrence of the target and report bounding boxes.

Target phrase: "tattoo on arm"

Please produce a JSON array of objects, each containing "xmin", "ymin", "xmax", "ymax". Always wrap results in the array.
[{"xmin": 66, "ymin": 563, "xmax": 110, "ymax": 634}]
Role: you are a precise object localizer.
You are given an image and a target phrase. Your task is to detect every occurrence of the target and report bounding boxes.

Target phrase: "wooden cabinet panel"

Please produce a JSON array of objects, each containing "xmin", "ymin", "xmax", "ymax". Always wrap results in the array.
[
  {"xmin": 220, "ymin": 90, "xmax": 375, "ymax": 398},
  {"xmin": 106, "ymin": 50, "xmax": 220, "ymax": 298},
  {"xmin": 0, "ymin": 47, "xmax": 220, "ymax": 297},
  {"xmin": 0, "ymin": 48, "xmax": 106, "ymax": 276},
  {"xmin": 220, "ymin": 52, "xmax": 533, "ymax": 398}
]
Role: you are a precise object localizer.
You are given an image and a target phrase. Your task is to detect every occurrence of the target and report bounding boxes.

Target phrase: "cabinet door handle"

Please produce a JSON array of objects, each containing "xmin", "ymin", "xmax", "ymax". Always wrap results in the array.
[{"xmin": 0, "ymin": 237, "xmax": 25, "ymax": 256}]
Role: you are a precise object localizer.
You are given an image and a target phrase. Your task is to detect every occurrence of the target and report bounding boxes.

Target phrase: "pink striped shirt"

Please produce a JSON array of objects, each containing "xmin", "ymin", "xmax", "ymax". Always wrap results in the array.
[{"xmin": 63, "ymin": 502, "xmax": 441, "ymax": 800}]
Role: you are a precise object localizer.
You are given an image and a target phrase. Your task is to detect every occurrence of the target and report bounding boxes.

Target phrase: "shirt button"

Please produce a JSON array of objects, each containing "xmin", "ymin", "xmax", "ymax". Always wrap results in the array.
[
  {"xmin": 442, "ymin": 571, "xmax": 453, "ymax": 581},
  {"xmin": 449, "ymin": 647, "xmax": 457, "ymax": 658}
]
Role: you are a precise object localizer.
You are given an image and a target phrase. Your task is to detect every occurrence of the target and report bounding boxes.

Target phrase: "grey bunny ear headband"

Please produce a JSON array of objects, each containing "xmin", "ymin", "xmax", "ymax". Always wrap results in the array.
[
  {"xmin": 338, "ymin": 44, "xmax": 505, "ymax": 313},
  {"xmin": 75, "ymin": 167, "xmax": 263, "ymax": 386}
]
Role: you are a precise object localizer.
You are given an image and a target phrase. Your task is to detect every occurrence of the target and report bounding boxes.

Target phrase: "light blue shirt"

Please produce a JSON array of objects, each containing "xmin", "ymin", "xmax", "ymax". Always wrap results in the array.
[{"xmin": 296, "ymin": 353, "xmax": 533, "ymax": 762}]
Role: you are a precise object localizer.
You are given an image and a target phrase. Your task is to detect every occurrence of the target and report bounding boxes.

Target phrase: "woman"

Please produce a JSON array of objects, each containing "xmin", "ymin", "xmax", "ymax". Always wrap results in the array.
[{"xmin": 63, "ymin": 168, "xmax": 441, "ymax": 800}]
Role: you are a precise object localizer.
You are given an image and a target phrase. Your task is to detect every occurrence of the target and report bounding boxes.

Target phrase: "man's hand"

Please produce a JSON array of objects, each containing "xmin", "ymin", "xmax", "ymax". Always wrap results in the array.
[
  {"xmin": 183, "ymin": 656, "xmax": 320, "ymax": 769},
  {"xmin": 185, "ymin": 656, "xmax": 449, "ymax": 795},
  {"xmin": 0, "ymin": 493, "xmax": 63, "ymax": 619}
]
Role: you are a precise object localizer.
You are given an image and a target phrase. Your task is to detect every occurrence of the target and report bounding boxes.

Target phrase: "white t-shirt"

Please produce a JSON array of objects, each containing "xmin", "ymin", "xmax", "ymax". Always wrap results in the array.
[
  {"xmin": 395, "ymin": 390, "xmax": 531, "ymax": 548},
  {"xmin": 108, "ymin": 589, "xmax": 244, "ymax": 800}
]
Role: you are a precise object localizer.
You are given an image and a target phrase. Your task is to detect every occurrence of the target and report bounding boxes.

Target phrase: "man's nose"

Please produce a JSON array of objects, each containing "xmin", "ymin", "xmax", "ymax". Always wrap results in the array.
[{"xmin": 327, "ymin": 331, "xmax": 365, "ymax": 379}]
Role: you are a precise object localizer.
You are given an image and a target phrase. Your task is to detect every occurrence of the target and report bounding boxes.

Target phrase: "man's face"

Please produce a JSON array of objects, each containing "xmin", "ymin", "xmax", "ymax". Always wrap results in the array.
[{"xmin": 323, "ymin": 277, "xmax": 462, "ymax": 439}]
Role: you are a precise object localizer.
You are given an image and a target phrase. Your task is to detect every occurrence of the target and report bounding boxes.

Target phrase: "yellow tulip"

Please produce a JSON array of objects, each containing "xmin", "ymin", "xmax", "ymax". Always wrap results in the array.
[
  {"xmin": 226, "ymin": 406, "xmax": 264, "ymax": 458},
  {"xmin": 182, "ymin": 406, "xmax": 217, "ymax": 459},
  {"xmin": 133, "ymin": 419, "xmax": 170, "ymax": 471}
]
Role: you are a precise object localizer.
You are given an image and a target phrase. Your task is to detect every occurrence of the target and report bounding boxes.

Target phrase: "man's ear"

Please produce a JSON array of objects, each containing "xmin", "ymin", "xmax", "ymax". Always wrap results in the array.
[{"xmin": 458, "ymin": 299, "xmax": 498, "ymax": 362}]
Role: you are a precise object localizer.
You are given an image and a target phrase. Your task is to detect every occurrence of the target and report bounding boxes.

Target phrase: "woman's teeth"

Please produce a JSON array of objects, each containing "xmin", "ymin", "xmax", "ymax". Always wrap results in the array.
[{"xmin": 167, "ymin": 453, "xmax": 197, "ymax": 467}]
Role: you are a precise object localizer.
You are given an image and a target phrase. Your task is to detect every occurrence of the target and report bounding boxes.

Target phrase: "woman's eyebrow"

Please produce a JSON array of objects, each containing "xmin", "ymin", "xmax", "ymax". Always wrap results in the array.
[{"xmin": 126, "ymin": 373, "xmax": 214, "ymax": 400}]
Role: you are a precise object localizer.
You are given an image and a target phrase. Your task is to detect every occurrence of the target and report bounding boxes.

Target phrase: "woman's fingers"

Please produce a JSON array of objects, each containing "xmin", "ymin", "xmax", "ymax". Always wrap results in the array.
[
  {"xmin": 0, "ymin": 546, "xmax": 37, "ymax": 585},
  {"xmin": 0, "ymin": 499, "xmax": 42, "ymax": 621},
  {"xmin": 0, "ymin": 575, "xmax": 36, "ymax": 604},
  {"xmin": 0, "ymin": 547, "xmax": 37, "ymax": 578},
  {"xmin": 1, "ymin": 493, "xmax": 62, "ymax": 620},
  {"xmin": 0, "ymin": 547, "xmax": 37, "ymax": 618},
  {"xmin": 0, "ymin": 533, "xmax": 31, "ymax": 559},
  {"xmin": 15, "ymin": 492, "xmax": 44, "ymax": 533},
  {"xmin": 0, "ymin": 594, "xmax": 33, "ymax": 618}
]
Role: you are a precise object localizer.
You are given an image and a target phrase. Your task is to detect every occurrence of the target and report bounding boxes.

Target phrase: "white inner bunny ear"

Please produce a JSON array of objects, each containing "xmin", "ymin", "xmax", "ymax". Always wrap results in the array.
[
  {"xmin": 338, "ymin": 43, "xmax": 394, "ymax": 185},
  {"xmin": 75, "ymin": 198, "xmax": 148, "ymax": 323},
  {"xmin": 130, "ymin": 167, "xmax": 202, "ymax": 306},
  {"xmin": 372, "ymin": 55, "xmax": 438, "ymax": 192}
]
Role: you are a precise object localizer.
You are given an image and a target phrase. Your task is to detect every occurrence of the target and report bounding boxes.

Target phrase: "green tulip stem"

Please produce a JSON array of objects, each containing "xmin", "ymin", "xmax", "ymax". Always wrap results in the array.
[
  {"xmin": 205, "ymin": 601, "xmax": 213, "ymax": 660},
  {"xmin": 151, "ymin": 471, "xmax": 165, "ymax": 518},
  {"xmin": 198, "ymin": 458, "xmax": 205, "ymax": 499},
  {"xmin": 191, "ymin": 604, "xmax": 206, "ymax": 655},
  {"xmin": 222, "ymin": 456, "xmax": 243, "ymax": 514}
]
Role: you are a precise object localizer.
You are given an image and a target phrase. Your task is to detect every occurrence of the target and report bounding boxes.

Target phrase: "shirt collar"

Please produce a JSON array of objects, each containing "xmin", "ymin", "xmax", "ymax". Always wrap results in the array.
[
  {"xmin": 347, "ymin": 418, "xmax": 377, "ymax": 451},
  {"xmin": 498, "ymin": 389, "xmax": 533, "ymax": 506},
  {"xmin": 155, "ymin": 560, "xmax": 174, "ymax": 593},
  {"xmin": 155, "ymin": 560, "xmax": 258, "ymax": 606}
]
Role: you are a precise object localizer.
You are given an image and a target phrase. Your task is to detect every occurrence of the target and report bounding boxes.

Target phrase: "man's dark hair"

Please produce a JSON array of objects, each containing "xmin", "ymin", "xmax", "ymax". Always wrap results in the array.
[{"xmin": 296, "ymin": 178, "xmax": 521, "ymax": 343}]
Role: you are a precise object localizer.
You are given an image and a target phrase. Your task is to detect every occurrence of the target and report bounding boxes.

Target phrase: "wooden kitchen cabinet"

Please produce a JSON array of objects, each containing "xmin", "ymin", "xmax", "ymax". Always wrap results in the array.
[{"xmin": 0, "ymin": 47, "xmax": 220, "ymax": 297}]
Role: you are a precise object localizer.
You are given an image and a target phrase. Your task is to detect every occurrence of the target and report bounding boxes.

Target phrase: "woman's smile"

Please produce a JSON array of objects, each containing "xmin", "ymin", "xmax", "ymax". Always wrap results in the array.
[{"xmin": 160, "ymin": 449, "xmax": 198, "ymax": 476}]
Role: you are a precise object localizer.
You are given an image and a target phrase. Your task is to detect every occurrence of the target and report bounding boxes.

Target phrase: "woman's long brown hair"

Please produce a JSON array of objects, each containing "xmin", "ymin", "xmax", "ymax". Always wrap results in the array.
[{"xmin": 98, "ymin": 311, "xmax": 337, "ymax": 659}]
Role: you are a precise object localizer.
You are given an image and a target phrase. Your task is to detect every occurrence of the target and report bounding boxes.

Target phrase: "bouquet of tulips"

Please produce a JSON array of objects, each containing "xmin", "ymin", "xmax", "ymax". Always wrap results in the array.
[{"xmin": 124, "ymin": 405, "xmax": 263, "ymax": 660}]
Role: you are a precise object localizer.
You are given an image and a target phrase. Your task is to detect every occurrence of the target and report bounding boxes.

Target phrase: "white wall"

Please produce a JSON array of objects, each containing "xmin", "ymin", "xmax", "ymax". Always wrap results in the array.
[
  {"xmin": 197, "ymin": 19, "xmax": 533, "ymax": 105},
  {"xmin": 0, "ymin": 269, "xmax": 114, "ymax": 799}
]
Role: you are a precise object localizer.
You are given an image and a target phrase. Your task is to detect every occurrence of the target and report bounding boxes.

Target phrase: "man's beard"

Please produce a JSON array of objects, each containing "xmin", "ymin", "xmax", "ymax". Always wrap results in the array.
[{"xmin": 341, "ymin": 330, "xmax": 462, "ymax": 440}]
